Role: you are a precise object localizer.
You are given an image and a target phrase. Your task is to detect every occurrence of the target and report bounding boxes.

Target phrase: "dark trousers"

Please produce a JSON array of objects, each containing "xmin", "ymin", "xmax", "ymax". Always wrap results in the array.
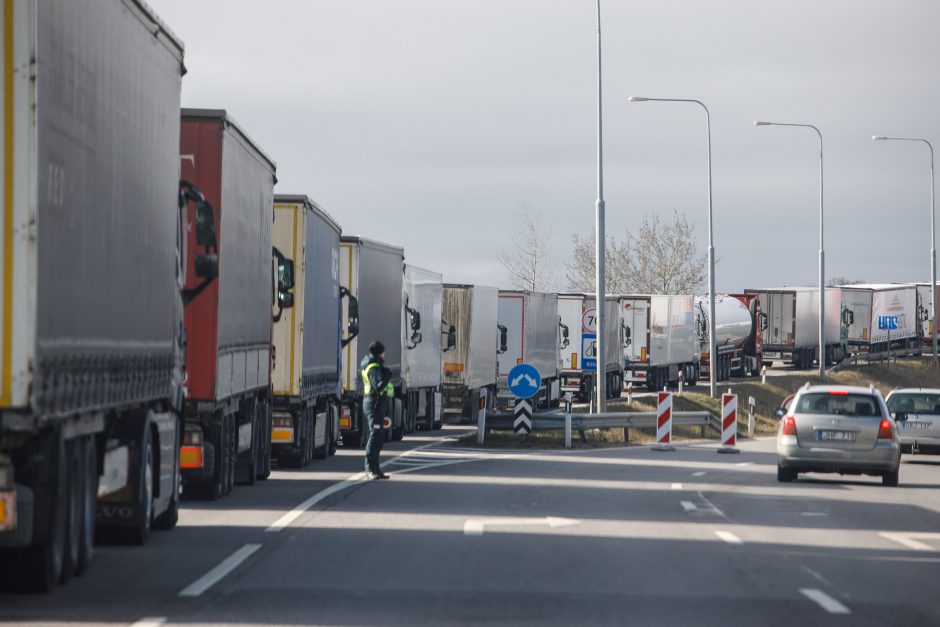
[{"xmin": 363, "ymin": 396, "xmax": 387, "ymax": 473}]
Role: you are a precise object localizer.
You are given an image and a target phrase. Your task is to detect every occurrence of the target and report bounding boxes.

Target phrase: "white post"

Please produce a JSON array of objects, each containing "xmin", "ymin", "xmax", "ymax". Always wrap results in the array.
[
  {"xmin": 748, "ymin": 395, "xmax": 755, "ymax": 437},
  {"xmin": 594, "ymin": 0, "xmax": 608, "ymax": 411},
  {"xmin": 627, "ymin": 381, "xmax": 633, "ymax": 404},
  {"xmin": 564, "ymin": 392, "xmax": 573, "ymax": 448},
  {"xmin": 476, "ymin": 388, "xmax": 487, "ymax": 445},
  {"xmin": 761, "ymin": 365, "xmax": 767, "ymax": 385},
  {"xmin": 678, "ymin": 369, "xmax": 684, "ymax": 396}
]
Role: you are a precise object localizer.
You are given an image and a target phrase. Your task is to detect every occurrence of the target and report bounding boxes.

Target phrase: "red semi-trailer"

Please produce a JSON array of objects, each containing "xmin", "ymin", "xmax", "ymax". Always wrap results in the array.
[{"xmin": 177, "ymin": 109, "xmax": 278, "ymax": 500}]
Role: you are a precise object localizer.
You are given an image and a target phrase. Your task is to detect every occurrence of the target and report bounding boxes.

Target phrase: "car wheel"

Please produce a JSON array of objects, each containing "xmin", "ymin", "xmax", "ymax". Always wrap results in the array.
[
  {"xmin": 777, "ymin": 464, "xmax": 797, "ymax": 483},
  {"xmin": 882, "ymin": 468, "xmax": 900, "ymax": 487}
]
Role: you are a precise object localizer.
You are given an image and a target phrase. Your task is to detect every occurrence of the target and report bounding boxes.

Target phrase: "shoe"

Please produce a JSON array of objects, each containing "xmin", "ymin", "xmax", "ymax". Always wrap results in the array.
[
  {"xmin": 377, "ymin": 472, "xmax": 391, "ymax": 480},
  {"xmin": 366, "ymin": 472, "xmax": 381, "ymax": 481}
]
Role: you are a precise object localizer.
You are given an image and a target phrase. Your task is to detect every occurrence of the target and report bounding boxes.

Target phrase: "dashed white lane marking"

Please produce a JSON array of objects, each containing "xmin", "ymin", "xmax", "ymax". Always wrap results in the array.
[
  {"xmin": 735, "ymin": 462, "xmax": 753, "ymax": 467},
  {"xmin": 692, "ymin": 471, "xmax": 707, "ymax": 477},
  {"xmin": 130, "ymin": 619, "xmax": 167, "ymax": 627},
  {"xmin": 671, "ymin": 483, "xmax": 683, "ymax": 490},
  {"xmin": 800, "ymin": 588, "xmax": 850, "ymax": 614},
  {"xmin": 179, "ymin": 544, "xmax": 262, "ymax": 598},
  {"xmin": 879, "ymin": 531, "xmax": 940, "ymax": 551},
  {"xmin": 266, "ymin": 473, "xmax": 367, "ymax": 532},
  {"xmin": 800, "ymin": 565, "xmax": 831, "ymax": 586},
  {"xmin": 714, "ymin": 530, "xmax": 744, "ymax": 545},
  {"xmin": 680, "ymin": 501, "xmax": 697, "ymax": 512}
]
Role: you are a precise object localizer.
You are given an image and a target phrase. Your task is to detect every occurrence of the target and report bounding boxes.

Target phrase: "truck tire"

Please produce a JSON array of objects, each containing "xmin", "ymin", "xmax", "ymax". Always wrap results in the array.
[
  {"xmin": 392, "ymin": 399, "xmax": 404, "ymax": 442},
  {"xmin": 59, "ymin": 439, "xmax": 82, "ymax": 584},
  {"xmin": 76, "ymin": 436, "xmax": 97, "ymax": 575},
  {"xmin": 315, "ymin": 414, "xmax": 329, "ymax": 460},
  {"xmin": 123, "ymin": 427, "xmax": 154, "ymax": 546},
  {"xmin": 235, "ymin": 402, "xmax": 258, "ymax": 486},
  {"xmin": 20, "ymin": 431, "xmax": 69, "ymax": 592},
  {"xmin": 257, "ymin": 400, "xmax": 273, "ymax": 480},
  {"xmin": 224, "ymin": 413, "xmax": 236, "ymax": 495}
]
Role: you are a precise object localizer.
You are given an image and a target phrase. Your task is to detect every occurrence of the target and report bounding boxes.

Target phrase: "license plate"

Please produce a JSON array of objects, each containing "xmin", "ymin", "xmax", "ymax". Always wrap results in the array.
[
  {"xmin": 900, "ymin": 421, "xmax": 931, "ymax": 430},
  {"xmin": 819, "ymin": 430, "xmax": 857, "ymax": 442},
  {"xmin": 764, "ymin": 352, "xmax": 782, "ymax": 360}
]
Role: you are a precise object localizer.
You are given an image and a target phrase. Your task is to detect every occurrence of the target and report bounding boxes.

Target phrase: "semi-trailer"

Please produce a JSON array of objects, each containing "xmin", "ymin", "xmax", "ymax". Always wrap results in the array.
[
  {"xmin": 0, "ymin": 0, "xmax": 203, "ymax": 591},
  {"xmin": 744, "ymin": 287, "xmax": 846, "ymax": 369},
  {"xmin": 912, "ymin": 282, "xmax": 939, "ymax": 348},
  {"xmin": 496, "ymin": 291, "xmax": 562, "ymax": 409},
  {"xmin": 269, "ymin": 195, "xmax": 342, "ymax": 467},
  {"xmin": 694, "ymin": 294, "xmax": 766, "ymax": 381},
  {"xmin": 619, "ymin": 295, "xmax": 700, "ymax": 391},
  {"xmin": 177, "ymin": 109, "xmax": 277, "ymax": 500},
  {"xmin": 841, "ymin": 284, "xmax": 925, "ymax": 354},
  {"xmin": 402, "ymin": 265, "xmax": 450, "ymax": 431},
  {"xmin": 557, "ymin": 294, "xmax": 623, "ymax": 401},
  {"xmin": 441, "ymin": 285, "xmax": 501, "ymax": 421},
  {"xmin": 339, "ymin": 237, "xmax": 405, "ymax": 445}
]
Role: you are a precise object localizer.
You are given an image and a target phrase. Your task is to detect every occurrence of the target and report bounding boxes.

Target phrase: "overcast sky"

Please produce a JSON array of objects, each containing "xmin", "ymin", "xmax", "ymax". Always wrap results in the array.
[{"xmin": 150, "ymin": 0, "xmax": 940, "ymax": 292}]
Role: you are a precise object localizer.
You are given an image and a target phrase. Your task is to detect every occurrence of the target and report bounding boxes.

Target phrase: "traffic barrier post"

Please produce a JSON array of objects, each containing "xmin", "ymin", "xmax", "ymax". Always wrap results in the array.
[
  {"xmin": 678, "ymin": 369, "xmax": 684, "ymax": 396},
  {"xmin": 627, "ymin": 381, "xmax": 634, "ymax": 404},
  {"xmin": 564, "ymin": 392, "xmax": 573, "ymax": 448},
  {"xmin": 476, "ymin": 388, "xmax": 487, "ymax": 445},
  {"xmin": 718, "ymin": 392, "xmax": 741, "ymax": 454},
  {"xmin": 747, "ymin": 396, "xmax": 755, "ymax": 437},
  {"xmin": 652, "ymin": 392, "xmax": 675, "ymax": 452},
  {"xmin": 761, "ymin": 365, "xmax": 767, "ymax": 385}
]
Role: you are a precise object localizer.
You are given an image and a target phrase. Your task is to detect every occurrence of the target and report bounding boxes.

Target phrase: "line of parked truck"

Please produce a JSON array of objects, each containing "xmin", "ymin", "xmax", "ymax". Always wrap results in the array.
[{"xmin": 2, "ymin": 0, "xmax": 939, "ymax": 595}]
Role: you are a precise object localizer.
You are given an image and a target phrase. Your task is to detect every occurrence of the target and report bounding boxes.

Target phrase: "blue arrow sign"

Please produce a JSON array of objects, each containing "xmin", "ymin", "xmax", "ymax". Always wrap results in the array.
[{"xmin": 508, "ymin": 363, "xmax": 542, "ymax": 399}]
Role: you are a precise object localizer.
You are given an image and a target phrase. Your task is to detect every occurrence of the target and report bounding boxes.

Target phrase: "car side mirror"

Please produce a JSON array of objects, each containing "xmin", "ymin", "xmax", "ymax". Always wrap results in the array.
[
  {"xmin": 195, "ymin": 253, "xmax": 218, "ymax": 279},
  {"xmin": 774, "ymin": 408, "xmax": 786, "ymax": 419}
]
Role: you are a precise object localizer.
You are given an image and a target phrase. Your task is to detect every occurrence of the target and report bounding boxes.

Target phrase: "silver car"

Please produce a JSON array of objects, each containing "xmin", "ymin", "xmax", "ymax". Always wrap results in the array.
[
  {"xmin": 885, "ymin": 388, "xmax": 940, "ymax": 455},
  {"xmin": 775, "ymin": 384, "xmax": 900, "ymax": 486}
]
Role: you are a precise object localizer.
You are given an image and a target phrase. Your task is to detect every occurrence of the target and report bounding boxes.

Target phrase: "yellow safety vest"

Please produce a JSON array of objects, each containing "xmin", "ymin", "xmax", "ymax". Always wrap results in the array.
[{"xmin": 362, "ymin": 362, "xmax": 394, "ymax": 398}]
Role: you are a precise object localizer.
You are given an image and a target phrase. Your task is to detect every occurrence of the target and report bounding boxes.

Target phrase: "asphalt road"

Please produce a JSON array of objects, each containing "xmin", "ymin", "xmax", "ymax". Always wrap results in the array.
[{"xmin": 3, "ymin": 428, "xmax": 940, "ymax": 626}]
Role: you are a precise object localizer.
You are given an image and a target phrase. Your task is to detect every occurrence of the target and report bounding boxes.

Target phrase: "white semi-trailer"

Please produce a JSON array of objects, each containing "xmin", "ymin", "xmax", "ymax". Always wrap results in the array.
[
  {"xmin": 841, "ymin": 284, "xmax": 924, "ymax": 354},
  {"xmin": 557, "ymin": 294, "xmax": 623, "ymax": 401},
  {"xmin": 913, "ymin": 282, "xmax": 939, "ymax": 348},
  {"xmin": 497, "ymin": 291, "xmax": 561, "ymax": 409},
  {"xmin": 402, "ymin": 265, "xmax": 449, "ymax": 431},
  {"xmin": 441, "ymin": 285, "xmax": 501, "ymax": 421},
  {"xmin": 745, "ymin": 287, "xmax": 847, "ymax": 369},
  {"xmin": 620, "ymin": 295, "xmax": 699, "ymax": 391},
  {"xmin": 0, "ymin": 0, "xmax": 206, "ymax": 591}
]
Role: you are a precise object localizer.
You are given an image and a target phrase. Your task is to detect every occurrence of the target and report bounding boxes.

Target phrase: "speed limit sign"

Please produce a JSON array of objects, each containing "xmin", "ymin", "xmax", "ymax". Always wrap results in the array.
[{"xmin": 582, "ymin": 308, "xmax": 597, "ymax": 333}]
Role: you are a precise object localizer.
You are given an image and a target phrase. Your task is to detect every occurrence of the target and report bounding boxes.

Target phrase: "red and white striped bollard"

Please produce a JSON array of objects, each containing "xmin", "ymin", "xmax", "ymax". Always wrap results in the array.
[
  {"xmin": 718, "ymin": 392, "xmax": 741, "ymax": 454},
  {"xmin": 652, "ymin": 391, "xmax": 675, "ymax": 452}
]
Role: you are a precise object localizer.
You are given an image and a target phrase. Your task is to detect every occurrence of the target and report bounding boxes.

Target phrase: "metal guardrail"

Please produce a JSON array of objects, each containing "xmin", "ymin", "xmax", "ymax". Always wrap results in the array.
[{"xmin": 482, "ymin": 410, "xmax": 718, "ymax": 434}]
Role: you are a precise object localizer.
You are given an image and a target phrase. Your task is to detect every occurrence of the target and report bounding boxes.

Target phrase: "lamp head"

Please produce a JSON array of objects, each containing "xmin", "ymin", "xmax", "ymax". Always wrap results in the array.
[
  {"xmin": 872, "ymin": 135, "xmax": 887, "ymax": 141},
  {"xmin": 627, "ymin": 96, "xmax": 648, "ymax": 102},
  {"xmin": 753, "ymin": 121, "xmax": 771, "ymax": 126}
]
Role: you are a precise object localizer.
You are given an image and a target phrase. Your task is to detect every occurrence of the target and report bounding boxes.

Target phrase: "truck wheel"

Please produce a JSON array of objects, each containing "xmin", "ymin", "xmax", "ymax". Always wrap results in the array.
[
  {"xmin": 114, "ymin": 426, "xmax": 154, "ymax": 546},
  {"xmin": 59, "ymin": 439, "xmax": 82, "ymax": 584},
  {"xmin": 315, "ymin": 413, "xmax": 329, "ymax": 460},
  {"xmin": 224, "ymin": 414, "xmax": 236, "ymax": 495},
  {"xmin": 76, "ymin": 436, "xmax": 97, "ymax": 574},
  {"xmin": 21, "ymin": 435, "xmax": 67, "ymax": 591},
  {"xmin": 153, "ymin": 472, "xmax": 179, "ymax": 531},
  {"xmin": 392, "ymin": 399, "xmax": 405, "ymax": 442},
  {"xmin": 257, "ymin": 400, "xmax": 273, "ymax": 480},
  {"xmin": 235, "ymin": 404, "xmax": 258, "ymax": 486}
]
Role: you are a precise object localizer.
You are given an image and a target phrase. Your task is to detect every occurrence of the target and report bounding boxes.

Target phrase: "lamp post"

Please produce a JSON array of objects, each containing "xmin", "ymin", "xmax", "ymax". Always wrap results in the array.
[
  {"xmin": 872, "ymin": 135, "xmax": 937, "ymax": 366},
  {"xmin": 754, "ymin": 121, "xmax": 826, "ymax": 378},
  {"xmin": 628, "ymin": 97, "xmax": 718, "ymax": 398},
  {"xmin": 594, "ymin": 0, "xmax": 607, "ymax": 411}
]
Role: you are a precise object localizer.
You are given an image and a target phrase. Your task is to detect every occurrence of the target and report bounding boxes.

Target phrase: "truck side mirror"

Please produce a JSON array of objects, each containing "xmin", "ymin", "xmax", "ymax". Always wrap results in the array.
[
  {"xmin": 622, "ymin": 323, "xmax": 632, "ymax": 347},
  {"xmin": 497, "ymin": 324, "xmax": 508, "ymax": 354},
  {"xmin": 446, "ymin": 325, "xmax": 456, "ymax": 351},
  {"xmin": 410, "ymin": 309, "xmax": 421, "ymax": 332},
  {"xmin": 272, "ymin": 247, "xmax": 295, "ymax": 323},
  {"xmin": 842, "ymin": 308, "xmax": 855, "ymax": 326},
  {"xmin": 277, "ymin": 257, "xmax": 295, "ymax": 292},
  {"xmin": 559, "ymin": 320, "xmax": 570, "ymax": 349},
  {"xmin": 278, "ymin": 290, "xmax": 294, "ymax": 309},
  {"xmin": 340, "ymin": 287, "xmax": 360, "ymax": 347},
  {"xmin": 195, "ymin": 253, "xmax": 218, "ymax": 279},
  {"xmin": 758, "ymin": 312, "xmax": 768, "ymax": 332}
]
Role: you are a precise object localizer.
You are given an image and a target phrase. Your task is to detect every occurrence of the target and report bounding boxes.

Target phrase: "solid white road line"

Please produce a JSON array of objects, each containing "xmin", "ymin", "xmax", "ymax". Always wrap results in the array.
[
  {"xmin": 879, "ymin": 531, "xmax": 940, "ymax": 551},
  {"xmin": 692, "ymin": 471, "xmax": 706, "ymax": 477},
  {"xmin": 680, "ymin": 501, "xmax": 697, "ymax": 512},
  {"xmin": 463, "ymin": 516, "xmax": 579, "ymax": 536},
  {"xmin": 714, "ymin": 530, "xmax": 744, "ymax": 545},
  {"xmin": 800, "ymin": 588, "xmax": 850, "ymax": 614},
  {"xmin": 266, "ymin": 473, "xmax": 367, "ymax": 532},
  {"xmin": 130, "ymin": 619, "xmax": 167, "ymax": 627},
  {"xmin": 671, "ymin": 483, "xmax": 683, "ymax": 490},
  {"xmin": 179, "ymin": 544, "xmax": 262, "ymax": 598}
]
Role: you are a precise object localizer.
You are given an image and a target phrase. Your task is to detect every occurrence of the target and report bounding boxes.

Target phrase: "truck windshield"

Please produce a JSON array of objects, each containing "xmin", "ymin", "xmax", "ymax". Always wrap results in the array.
[
  {"xmin": 795, "ymin": 393, "xmax": 881, "ymax": 417},
  {"xmin": 887, "ymin": 393, "xmax": 940, "ymax": 415}
]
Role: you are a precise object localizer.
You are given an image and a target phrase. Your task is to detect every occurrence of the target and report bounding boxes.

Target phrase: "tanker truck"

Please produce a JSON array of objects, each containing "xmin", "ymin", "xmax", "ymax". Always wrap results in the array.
[
  {"xmin": 694, "ymin": 294, "xmax": 766, "ymax": 381},
  {"xmin": 0, "ymin": 0, "xmax": 211, "ymax": 591}
]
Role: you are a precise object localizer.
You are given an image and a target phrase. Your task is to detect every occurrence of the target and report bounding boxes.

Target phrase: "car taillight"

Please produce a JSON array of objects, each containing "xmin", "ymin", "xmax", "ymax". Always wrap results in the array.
[
  {"xmin": 782, "ymin": 416, "xmax": 797, "ymax": 436},
  {"xmin": 878, "ymin": 418, "xmax": 894, "ymax": 440}
]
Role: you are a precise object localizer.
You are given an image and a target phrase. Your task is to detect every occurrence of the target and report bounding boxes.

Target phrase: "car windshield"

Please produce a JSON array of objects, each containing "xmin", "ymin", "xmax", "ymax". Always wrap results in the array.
[
  {"xmin": 795, "ymin": 392, "xmax": 881, "ymax": 417},
  {"xmin": 887, "ymin": 393, "xmax": 940, "ymax": 415}
]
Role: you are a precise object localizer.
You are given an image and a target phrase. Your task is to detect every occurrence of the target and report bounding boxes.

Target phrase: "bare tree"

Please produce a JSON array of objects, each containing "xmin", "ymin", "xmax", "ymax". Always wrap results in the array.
[
  {"xmin": 497, "ymin": 208, "xmax": 556, "ymax": 291},
  {"xmin": 565, "ymin": 230, "xmax": 633, "ymax": 294},
  {"xmin": 566, "ymin": 210, "xmax": 707, "ymax": 295},
  {"xmin": 827, "ymin": 276, "xmax": 865, "ymax": 287}
]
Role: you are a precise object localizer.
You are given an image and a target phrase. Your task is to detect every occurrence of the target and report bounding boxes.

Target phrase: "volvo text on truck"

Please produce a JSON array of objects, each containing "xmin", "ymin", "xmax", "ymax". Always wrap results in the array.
[
  {"xmin": 177, "ymin": 109, "xmax": 277, "ymax": 500},
  {"xmin": 496, "ymin": 291, "xmax": 561, "ymax": 409},
  {"xmin": 557, "ymin": 294, "xmax": 623, "ymax": 401},
  {"xmin": 269, "ymin": 195, "xmax": 342, "ymax": 467},
  {"xmin": 745, "ymin": 287, "xmax": 847, "ymax": 369},
  {"xmin": 441, "ymin": 285, "xmax": 501, "ymax": 421},
  {"xmin": 0, "ymin": 0, "xmax": 209, "ymax": 591},
  {"xmin": 402, "ymin": 265, "xmax": 451, "ymax": 431},
  {"xmin": 620, "ymin": 295, "xmax": 700, "ymax": 391},
  {"xmin": 694, "ymin": 294, "xmax": 766, "ymax": 381},
  {"xmin": 339, "ymin": 237, "xmax": 405, "ymax": 444}
]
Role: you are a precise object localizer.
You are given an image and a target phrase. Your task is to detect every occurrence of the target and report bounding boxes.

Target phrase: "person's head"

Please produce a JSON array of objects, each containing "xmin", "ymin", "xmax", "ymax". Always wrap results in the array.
[{"xmin": 368, "ymin": 341, "xmax": 385, "ymax": 360}]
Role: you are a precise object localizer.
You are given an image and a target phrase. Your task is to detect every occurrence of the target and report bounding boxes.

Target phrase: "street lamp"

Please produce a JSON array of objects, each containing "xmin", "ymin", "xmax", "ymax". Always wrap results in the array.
[
  {"xmin": 594, "ymin": 0, "xmax": 607, "ymax": 411},
  {"xmin": 754, "ymin": 121, "xmax": 826, "ymax": 378},
  {"xmin": 628, "ymin": 96, "xmax": 718, "ymax": 398},
  {"xmin": 872, "ymin": 135, "xmax": 937, "ymax": 366}
]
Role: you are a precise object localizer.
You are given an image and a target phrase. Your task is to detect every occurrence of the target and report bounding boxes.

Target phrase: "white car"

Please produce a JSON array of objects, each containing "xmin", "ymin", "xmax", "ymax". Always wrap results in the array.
[{"xmin": 885, "ymin": 389, "xmax": 940, "ymax": 455}]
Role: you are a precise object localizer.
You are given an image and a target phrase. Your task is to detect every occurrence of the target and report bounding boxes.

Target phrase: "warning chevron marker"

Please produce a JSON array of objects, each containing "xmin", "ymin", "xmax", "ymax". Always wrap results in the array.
[{"xmin": 513, "ymin": 399, "xmax": 532, "ymax": 434}]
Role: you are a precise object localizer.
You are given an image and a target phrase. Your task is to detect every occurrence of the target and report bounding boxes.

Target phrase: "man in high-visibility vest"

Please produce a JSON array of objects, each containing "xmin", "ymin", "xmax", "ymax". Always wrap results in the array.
[{"xmin": 361, "ymin": 341, "xmax": 394, "ymax": 480}]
